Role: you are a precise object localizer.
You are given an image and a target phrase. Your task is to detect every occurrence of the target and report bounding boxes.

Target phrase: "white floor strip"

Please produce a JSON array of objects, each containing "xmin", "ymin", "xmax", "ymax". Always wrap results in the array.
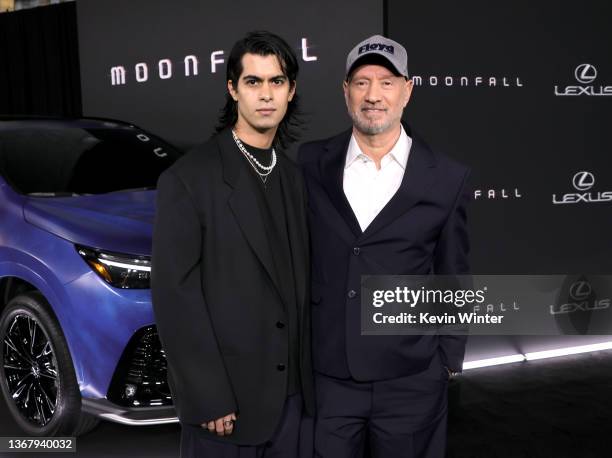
[
  {"xmin": 463, "ymin": 354, "xmax": 525, "ymax": 370},
  {"xmin": 525, "ymin": 341, "xmax": 612, "ymax": 361},
  {"xmin": 462, "ymin": 341, "xmax": 612, "ymax": 371}
]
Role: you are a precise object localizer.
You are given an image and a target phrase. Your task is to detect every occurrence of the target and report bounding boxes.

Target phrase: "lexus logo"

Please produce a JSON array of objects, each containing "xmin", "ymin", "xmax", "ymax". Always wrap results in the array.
[
  {"xmin": 569, "ymin": 281, "xmax": 592, "ymax": 301},
  {"xmin": 555, "ymin": 63, "xmax": 611, "ymax": 96},
  {"xmin": 553, "ymin": 170, "xmax": 612, "ymax": 204},
  {"xmin": 572, "ymin": 171, "xmax": 595, "ymax": 191},
  {"xmin": 575, "ymin": 64, "xmax": 597, "ymax": 84}
]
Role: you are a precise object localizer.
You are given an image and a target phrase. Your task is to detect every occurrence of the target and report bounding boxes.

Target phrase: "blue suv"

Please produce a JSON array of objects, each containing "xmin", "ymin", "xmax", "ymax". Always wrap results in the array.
[{"xmin": 0, "ymin": 118, "xmax": 182, "ymax": 436}]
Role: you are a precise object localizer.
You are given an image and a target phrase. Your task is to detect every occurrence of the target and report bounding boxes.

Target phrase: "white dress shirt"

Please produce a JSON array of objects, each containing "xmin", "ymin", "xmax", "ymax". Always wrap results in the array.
[{"xmin": 343, "ymin": 126, "xmax": 412, "ymax": 232}]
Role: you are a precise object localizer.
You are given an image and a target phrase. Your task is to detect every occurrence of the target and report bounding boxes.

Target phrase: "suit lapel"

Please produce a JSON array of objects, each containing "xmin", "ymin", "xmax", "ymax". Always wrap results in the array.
[
  {"xmin": 359, "ymin": 132, "xmax": 437, "ymax": 241},
  {"xmin": 318, "ymin": 129, "xmax": 363, "ymax": 240},
  {"xmin": 218, "ymin": 128, "xmax": 282, "ymax": 298}
]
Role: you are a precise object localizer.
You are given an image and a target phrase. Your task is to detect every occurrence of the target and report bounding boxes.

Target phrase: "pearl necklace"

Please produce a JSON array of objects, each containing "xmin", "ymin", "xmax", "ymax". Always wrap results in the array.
[{"xmin": 231, "ymin": 130, "xmax": 277, "ymax": 184}]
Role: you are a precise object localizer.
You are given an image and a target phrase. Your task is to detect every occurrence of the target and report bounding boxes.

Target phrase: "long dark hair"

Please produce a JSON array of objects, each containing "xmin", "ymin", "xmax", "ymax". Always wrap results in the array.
[{"xmin": 216, "ymin": 31, "xmax": 301, "ymax": 150}]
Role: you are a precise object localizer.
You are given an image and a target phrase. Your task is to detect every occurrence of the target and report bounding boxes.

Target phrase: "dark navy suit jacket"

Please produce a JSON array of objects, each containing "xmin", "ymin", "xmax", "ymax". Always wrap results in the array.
[{"xmin": 298, "ymin": 123, "xmax": 470, "ymax": 381}]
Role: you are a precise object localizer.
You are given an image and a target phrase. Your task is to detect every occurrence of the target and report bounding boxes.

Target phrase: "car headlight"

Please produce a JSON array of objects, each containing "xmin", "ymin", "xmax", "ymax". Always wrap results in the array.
[{"xmin": 76, "ymin": 245, "xmax": 151, "ymax": 289}]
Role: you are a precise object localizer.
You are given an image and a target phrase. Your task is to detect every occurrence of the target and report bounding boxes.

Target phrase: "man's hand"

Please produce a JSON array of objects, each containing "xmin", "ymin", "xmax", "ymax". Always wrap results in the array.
[
  {"xmin": 445, "ymin": 367, "xmax": 460, "ymax": 380},
  {"xmin": 201, "ymin": 412, "xmax": 237, "ymax": 436}
]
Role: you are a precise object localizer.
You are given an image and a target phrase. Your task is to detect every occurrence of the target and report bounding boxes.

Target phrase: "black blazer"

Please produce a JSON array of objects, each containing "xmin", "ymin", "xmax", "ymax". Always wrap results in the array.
[
  {"xmin": 298, "ymin": 123, "xmax": 470, "ymax": 381},
  {"xmin": 151, "ymin": 128, "xmax": 314, "ymax": 445}
]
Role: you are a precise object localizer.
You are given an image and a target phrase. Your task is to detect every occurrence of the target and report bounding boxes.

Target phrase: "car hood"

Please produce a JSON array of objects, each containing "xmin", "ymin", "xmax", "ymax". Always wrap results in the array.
[{"xmin": 23, "ymin": 191, "xmax": 156, "ymax": 256}]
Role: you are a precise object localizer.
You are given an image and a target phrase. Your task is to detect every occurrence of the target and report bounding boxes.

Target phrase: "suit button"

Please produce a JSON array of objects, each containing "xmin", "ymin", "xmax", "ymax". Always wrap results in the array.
[
  {"xmin": 353, "ymin": 247, "xmax": 361, "ymax": 256},
  {"xmin": 348, "ymin": 290, "xmax": 357, "ymax": 299},
  {"xmin": 276, "ymin": 321, "xmax": 285, "ymax": 329},
  {"xmin": 277, "ymin": 364, "xmax": 286, "ymax": 371}
]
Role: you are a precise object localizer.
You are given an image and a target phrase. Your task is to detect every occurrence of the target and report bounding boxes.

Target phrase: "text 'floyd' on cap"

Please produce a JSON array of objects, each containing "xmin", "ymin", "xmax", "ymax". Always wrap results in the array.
[{"xmin": 345, "ymin": 34, "xmax": 409, "ymax": 79}]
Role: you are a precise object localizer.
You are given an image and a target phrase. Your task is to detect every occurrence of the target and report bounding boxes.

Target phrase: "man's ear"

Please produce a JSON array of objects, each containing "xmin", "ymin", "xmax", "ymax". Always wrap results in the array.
[
  {"xmin": 288, "ymin": 80, "xmax": 297, "ymax": 102},
  {"xmin": 403, "ymin": 79, "xmax": 414, "ymax": 107},
  {"xmin": 227, "ymin": 80, "xmax": 238, "ymax": 101}
]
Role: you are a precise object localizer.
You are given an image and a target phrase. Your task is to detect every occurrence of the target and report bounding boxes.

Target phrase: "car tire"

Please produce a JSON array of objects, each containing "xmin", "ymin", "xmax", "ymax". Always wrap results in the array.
[{"xmin": 0, "ymin": 291, "xmax": 100, "ymax": 436}]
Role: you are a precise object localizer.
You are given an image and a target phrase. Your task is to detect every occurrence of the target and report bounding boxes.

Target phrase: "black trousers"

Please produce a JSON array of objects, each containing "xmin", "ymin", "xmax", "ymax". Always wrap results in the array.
[
  {"xmin": 314, "ymin": 353, "xmax": 449, "ymax": 458},
  {"xmin": 180, "ymin": 394, "xmax": 303, "ymax": 458}
]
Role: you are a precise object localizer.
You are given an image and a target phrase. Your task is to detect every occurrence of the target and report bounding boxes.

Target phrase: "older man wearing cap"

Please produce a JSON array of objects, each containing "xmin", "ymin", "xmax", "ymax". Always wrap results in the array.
[{"xmin": 298, "ymin": 35, "xmax": 470, "ymax": 457}]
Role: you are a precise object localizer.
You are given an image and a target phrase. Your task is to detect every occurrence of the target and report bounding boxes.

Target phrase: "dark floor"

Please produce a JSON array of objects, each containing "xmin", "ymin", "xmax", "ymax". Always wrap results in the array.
[
  {"xmin": 447, "ymin": 350, "xmax": 612, "ymax": 458},
  {"xmin": 1, "ymin": 350, "xmax": 611, "ymax": 457}
]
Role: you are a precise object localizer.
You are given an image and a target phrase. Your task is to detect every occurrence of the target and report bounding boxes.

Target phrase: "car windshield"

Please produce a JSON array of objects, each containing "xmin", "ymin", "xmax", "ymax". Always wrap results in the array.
[{"xmin": 0, "ymin": 120, "xmax": 183, "ymax": 195}]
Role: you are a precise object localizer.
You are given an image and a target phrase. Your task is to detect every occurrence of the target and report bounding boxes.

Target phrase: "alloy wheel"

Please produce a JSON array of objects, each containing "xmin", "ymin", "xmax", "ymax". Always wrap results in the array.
[{"xmin": 3, "ymin": 313, "xmax": 59, "ymax": 427}]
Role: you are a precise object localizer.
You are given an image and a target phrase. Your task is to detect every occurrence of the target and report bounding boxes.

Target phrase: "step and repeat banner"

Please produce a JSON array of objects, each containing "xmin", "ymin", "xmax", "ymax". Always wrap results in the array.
[
  {"xmin": 387, "ymin": 0, "xmax": 612, "ymax": 357},
  {"xmin": 76, "ymin": 1, "xmax": 612, "ymax": 358},
  {"xmin": 76, "ymin": 0, "xmax": 380, "ymax": 151}
]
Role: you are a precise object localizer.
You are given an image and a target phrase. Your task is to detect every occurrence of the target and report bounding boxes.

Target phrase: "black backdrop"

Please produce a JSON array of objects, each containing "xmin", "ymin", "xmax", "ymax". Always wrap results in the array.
[
  {"xmin": 386, "ymin": 0, "xmax": 612, "ymax": 358},
  {"xmin": 387, "ymin": 0, "xmax": 612, "ymax": 276},
  {"xmin": 76, "ymin": 0, "xmax": 381, "ymax": 151}
]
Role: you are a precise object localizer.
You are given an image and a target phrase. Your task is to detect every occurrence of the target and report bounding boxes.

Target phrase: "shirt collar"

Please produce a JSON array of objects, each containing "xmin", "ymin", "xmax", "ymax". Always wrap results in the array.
[{"xmin": 345, "ymin": 125, "xmax": 412, "ymax": 170}]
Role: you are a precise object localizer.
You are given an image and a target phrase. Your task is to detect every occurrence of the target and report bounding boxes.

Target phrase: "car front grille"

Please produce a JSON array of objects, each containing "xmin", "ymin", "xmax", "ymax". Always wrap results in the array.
[{"xmin": 107, "ymin": 326, "xmax": 172, "ymax": 407}]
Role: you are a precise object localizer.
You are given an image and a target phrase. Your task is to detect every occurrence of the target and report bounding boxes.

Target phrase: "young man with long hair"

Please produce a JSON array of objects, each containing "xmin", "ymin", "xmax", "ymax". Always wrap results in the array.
[{"xmin": 152, "ymin": 31, "xmax": 314, "ymax": 457}]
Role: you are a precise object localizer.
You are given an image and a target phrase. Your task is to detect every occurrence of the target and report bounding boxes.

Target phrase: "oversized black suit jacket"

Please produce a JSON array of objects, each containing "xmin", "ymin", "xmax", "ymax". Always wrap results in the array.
[
  {"xmin": 151, "ymin": 128, "xmax": 314, "ymax": 445},
  {"xmin": 298, "ymin": 123, "xmax": 470, "ymax": 381}
]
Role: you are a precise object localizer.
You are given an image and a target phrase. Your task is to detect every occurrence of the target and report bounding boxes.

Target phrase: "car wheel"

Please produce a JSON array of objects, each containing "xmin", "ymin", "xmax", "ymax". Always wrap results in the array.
[{"xmin": 0, "ymin": 291, "xmax": 99, "ymax": 436}]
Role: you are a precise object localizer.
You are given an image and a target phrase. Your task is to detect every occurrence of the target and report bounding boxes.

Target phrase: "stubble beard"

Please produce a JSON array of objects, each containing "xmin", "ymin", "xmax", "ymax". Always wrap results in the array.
[{"xmin": 348, "ymin": 107, "xmax": 398, "ymax": 136}]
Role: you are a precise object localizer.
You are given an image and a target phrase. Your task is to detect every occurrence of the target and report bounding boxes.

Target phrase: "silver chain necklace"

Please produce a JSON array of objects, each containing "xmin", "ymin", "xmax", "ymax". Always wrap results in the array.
[{"xmin": 232, "ymin": 130, "xmax": 277, "ymax": 184}]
